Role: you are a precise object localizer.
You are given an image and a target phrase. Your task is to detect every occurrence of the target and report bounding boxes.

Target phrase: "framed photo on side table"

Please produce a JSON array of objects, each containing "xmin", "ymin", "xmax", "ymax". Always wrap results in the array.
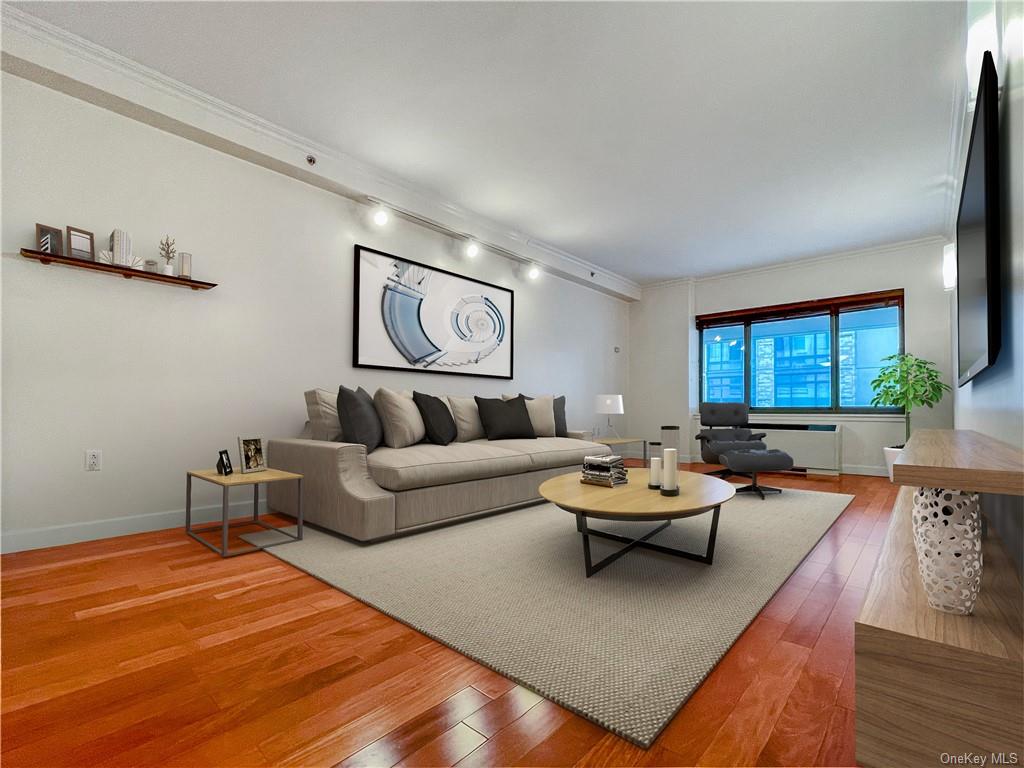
[{"xmin": 238, "ymin": 437, "xmax": 266, "ymax": 474}]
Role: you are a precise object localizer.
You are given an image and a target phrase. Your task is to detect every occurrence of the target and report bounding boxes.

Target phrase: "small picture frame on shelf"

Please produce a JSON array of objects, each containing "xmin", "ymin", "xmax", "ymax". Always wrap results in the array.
[
  {"xmin": 216, "ymin": 450, "xmax": 233, "ymax": 476},
  {"xmin": 66, "ymin": 226, "xmax": 95, "ymax": 261},
  {"xmin": 238, "ymin": 437, "xmax": 266, "ymax": 474},
  {"xmin": 35, "ymin": 223, "xmax": 64, "ymax": 256}
]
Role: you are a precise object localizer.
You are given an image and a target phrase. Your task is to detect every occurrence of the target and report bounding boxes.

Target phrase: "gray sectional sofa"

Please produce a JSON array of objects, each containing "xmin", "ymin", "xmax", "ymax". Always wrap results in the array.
[{"xmin": 267, "ymin": 389, "xmax": 610, "ymax": 542}]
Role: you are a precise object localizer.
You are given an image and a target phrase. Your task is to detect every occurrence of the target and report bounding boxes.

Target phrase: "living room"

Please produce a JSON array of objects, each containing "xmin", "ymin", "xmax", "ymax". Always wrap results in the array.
[{"xmin": 2, "ymin": 2, "xmax": 1022, "ymax": 767}]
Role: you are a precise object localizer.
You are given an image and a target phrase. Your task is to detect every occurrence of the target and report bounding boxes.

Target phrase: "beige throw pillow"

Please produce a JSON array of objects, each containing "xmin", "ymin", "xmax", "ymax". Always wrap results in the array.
[
  {"xmin": 373, "ymin": 388, "xmax": 426, "ymax": 448},
  {"xmin": 523, "ymin": 395, "xmax": 557, "ymax": 437},
  {"xmin": 447, "ymin": 396, "xmax": 486, "ymax": 442},
  {"xmin": 304, "ymin": 389, "xmax": 343, "ymax": 442}
]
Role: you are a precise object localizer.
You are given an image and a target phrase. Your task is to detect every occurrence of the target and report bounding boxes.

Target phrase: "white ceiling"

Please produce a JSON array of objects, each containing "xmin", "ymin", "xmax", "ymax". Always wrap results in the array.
[{"xmin": 13, "ymin": 1, "xmax": 966, "ymax": 283}]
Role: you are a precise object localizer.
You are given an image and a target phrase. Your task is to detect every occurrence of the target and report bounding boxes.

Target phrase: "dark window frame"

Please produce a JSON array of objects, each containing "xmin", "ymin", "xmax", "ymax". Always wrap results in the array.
[{"xmin": 697, "ymin": 289, "xmax": 905, "ymax": 414}]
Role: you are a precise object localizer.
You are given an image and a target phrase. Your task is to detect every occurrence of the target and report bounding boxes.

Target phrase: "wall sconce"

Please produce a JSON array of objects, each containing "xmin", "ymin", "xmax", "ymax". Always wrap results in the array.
[{"xmin": 943, "ymin": 243, "xmax": 957, "ymax": 292}]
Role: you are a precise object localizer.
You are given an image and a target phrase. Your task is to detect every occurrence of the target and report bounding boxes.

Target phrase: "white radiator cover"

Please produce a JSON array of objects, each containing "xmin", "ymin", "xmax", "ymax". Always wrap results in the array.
[{"xmin": 752, "ymin": 425, "xmax": 843, "ymax": 472}]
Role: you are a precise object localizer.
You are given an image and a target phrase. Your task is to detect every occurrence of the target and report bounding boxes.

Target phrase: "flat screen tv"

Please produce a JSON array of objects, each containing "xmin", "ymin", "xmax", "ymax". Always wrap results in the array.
[{"xmin": 956, "ymin": 50, "xmax": 1001, "ymax": 387}]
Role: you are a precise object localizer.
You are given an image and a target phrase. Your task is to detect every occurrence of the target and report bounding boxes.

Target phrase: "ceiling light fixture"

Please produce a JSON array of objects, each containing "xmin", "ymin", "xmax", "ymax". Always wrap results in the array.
[
  {"xmin": 527, "ymin": 265, "xmax": 541, "ymax": 280},
  {"xmin": 465, "ymin": 241, "xmax": 480, "ymax": 258},
  {"xmin": 371, "ymin": 206, "xmax": 390, "ymax": 227}
]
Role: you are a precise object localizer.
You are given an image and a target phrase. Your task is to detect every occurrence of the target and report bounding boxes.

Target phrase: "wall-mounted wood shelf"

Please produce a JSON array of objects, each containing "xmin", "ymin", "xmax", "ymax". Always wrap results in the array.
[
  {"xmin": 20, "ymin": 248, "xmax": 217, "ymax": 291},
  {"xmin": 892, "ymin": 428, "xmax": 1024, "ymax": 495},
  {"xmin": 855, "ymin": 486, "xmax": 1023, "ymax": 766}
]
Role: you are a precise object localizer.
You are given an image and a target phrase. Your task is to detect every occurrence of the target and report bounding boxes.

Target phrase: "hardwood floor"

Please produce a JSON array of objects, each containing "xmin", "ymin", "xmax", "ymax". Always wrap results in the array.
[{"xmin": 1, "ymin": 467, "xmax": 896, "ymax": 767}]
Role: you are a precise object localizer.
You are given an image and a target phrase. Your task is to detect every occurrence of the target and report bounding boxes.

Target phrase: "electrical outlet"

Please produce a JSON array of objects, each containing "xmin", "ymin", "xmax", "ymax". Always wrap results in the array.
[{"xmin": 85, "ymin": 449, "xmax": 102, "ymax": 471}]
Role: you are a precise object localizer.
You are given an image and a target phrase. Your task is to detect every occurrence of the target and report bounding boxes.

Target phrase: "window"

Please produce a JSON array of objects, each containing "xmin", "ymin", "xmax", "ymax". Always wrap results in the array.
[
  {"xmin": 697, "ymin": 290, "xmax": 903, "ymax": 413},
  {"xmin": 838, "ymin": 306, "xmax": 901, "ymax": 407},
  {"xmin": 751, "ymin": 315, "xmax": 832, "ymax": 408},
  {"xmin": 702, "ymin": 324, "xmax": 744, "ymax": 403}
]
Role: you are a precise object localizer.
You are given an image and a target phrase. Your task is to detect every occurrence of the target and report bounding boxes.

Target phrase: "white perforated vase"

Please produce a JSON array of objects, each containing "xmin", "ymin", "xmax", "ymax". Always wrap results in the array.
[{"xmin": 911, "ymin": 487, "xmax": 982, "ymax": 615}]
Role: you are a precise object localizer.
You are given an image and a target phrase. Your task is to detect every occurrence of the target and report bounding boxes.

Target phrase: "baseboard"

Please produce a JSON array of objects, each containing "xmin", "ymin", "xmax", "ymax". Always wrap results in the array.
[
  {"xmin": 0, "ymin": 498, "xmax": 270, "ymax": 554},
  {"xmin": 841, "ymin": 463, "xmax": 889, "ymax": 477}
]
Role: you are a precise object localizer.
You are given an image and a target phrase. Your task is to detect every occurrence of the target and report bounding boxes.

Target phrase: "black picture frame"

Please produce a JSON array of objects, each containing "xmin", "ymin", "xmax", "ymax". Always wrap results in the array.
[
  {"xmin": 216, "ymin": 449, "xmax": 233, "ymax": 476},
  {"xmin": 353, "ymin": 244, "xmax": 514, "ymax": 380}
]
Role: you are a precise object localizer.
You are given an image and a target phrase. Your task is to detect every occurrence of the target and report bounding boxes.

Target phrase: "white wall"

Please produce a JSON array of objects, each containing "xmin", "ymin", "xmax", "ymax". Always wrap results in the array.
[
  {"xmin": 0, "ymin": 74, "xmax": 629, "ymax": 551},
  {"xmin": 627, "ymin": 281, "xmax": 694, "ymax": 452},
  {"xmin": 952, "ymin": 0, "xmax": 1023, "ymax": 571},
  {"xmin": 626, "ymin": 238, "xmax": 954, "ymax": 474}
]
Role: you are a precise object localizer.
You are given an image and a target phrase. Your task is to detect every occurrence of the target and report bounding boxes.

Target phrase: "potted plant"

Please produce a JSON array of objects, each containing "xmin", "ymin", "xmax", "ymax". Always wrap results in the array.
[
  {"xmin": 870, "ymin": 353, "xmax": 951, "ymax": 480},
  {"xmin": 158, "ymin": 235, "xmax": 177, "ymax": 276}
]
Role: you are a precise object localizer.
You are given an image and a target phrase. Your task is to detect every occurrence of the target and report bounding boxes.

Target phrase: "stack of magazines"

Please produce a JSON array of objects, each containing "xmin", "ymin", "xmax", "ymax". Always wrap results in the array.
[{"xmin": 581, "ymin": 455, "xmax": 628, "ymax": 487}]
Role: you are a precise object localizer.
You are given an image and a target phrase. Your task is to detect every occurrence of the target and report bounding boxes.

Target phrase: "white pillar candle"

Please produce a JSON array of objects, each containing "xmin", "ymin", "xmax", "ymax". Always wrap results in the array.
[
  {"xmin": 661, "ymin": 448, "xmax": 679, "ymax": 495},
  {"xmin": 649, "ymin": 457, "xmax": 662, "ymax": 489}
]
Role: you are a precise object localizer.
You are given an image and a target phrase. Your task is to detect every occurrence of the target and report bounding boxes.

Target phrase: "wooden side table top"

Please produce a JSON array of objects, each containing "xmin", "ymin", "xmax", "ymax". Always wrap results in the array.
[
  {"xmin": 539, "ymin": 468, "xmax": 734, "ymax": 521},
  {"xmin": 594, "ymin": 437, "xmax": 646, "ymax": 447},
  {"xmin": 188, "ymin": 468, "xmax": 302, "ymax": 487}
]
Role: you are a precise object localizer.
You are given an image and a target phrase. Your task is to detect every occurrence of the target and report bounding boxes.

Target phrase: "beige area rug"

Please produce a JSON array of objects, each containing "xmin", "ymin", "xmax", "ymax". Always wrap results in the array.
[{"xmin": 247, "ymin": 486, "xmax": 852, "ymax": 747}]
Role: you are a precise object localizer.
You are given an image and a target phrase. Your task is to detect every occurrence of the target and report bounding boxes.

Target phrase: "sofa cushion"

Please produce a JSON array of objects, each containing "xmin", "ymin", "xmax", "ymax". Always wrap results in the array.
[
  {"xmin": 448, "ymin": 396, "xmax": 486, "ymax": 442},
  {"xmin": 367, "ymin": 442, "xmax": 533, "ymax": 491},
  {"xmin": 503, "ymin": 393, "xmax": 567, "ymax": 438},
  {"xmin": 337, "ymin": 385, "xmax": 383, "ymax": 452},
  {"xmin": 374, "ymin": 388, "xmax": 426, "ymax": 449},
  {"xmin": 476, "ymin": 437, "xmax": 612, "ymax": 470},
  {"xmin": 413, "ymin": 391, "xmax": 457, "ymax": 446},
  {"xmin": 476, "ymin": 395, "xmax": 536, "ymax": 440},
  {"xmin": 305, "ymin": 389, "xmax": 343, "ymax": 441},
  {"xmin": 553, "ymin": 395, "xmax": 568, "ymax": 438},
  {"xmin": 522, "ymin": 395, "xmax": 556, "ymax": 437}
]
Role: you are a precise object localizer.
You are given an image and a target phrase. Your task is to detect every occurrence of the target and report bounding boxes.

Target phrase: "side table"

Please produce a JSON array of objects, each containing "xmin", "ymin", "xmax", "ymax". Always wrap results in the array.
[
  {"xmin": 186, "ymin": 468, "xmax": 303, "ymax": 557},
  {"xmin": 593, "ymin": 436, "xmax": 649, "ymax": 464}
]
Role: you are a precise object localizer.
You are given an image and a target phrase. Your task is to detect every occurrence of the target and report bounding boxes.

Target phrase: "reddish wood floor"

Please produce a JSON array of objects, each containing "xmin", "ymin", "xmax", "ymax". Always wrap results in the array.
[{"xmin": 1, "ymin": 466, "xmax": 895, "ymax": 767}]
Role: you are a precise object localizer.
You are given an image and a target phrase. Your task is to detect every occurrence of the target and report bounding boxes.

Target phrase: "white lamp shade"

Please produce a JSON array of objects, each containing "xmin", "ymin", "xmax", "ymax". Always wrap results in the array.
[{"xmin": 595, "ymin": 394, "xmax": 624, "ymax": 415}]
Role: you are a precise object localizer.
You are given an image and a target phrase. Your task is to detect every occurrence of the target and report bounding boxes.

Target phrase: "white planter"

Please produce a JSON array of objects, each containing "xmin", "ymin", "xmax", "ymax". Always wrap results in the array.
[
  {"xmin": 160, "ymin": 264, "xmax": 175, "ymax": 276},
  {"xmin": 911, "ymin": 487, "xmax": 982, "ymax": 614},
  {"xmin": 883, "ymin": 446, "xmax": 903, "ymax": 481}
]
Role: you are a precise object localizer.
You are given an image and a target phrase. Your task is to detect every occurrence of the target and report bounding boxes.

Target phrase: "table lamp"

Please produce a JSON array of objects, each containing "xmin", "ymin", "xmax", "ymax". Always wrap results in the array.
[{"xmin": 595, "ymin": 394, "xmax": 624, "ymax": 438}]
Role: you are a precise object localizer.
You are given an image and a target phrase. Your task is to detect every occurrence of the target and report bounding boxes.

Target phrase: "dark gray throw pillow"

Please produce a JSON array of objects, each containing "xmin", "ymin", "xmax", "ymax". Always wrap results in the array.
[
  {"xmin": 337, "ymin": 385, "xmax": 383, "ymax": 452},
  {"xmin": 553, "ymin": 395, "xmax": 568, "ymax": 438},
  {"xmin": 475, "ymin": 395, "xmax": 536, "ymax": 440},
  {"xmin": 413, "ymin": 392, "xmax": 457, "ymax": 445}
]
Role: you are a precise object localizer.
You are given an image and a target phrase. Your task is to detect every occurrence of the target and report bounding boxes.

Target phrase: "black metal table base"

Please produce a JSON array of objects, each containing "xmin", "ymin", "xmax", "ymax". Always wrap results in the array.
[{"xmin": 574, "ymin": 506, "xmax": 721, "ymax": 577}]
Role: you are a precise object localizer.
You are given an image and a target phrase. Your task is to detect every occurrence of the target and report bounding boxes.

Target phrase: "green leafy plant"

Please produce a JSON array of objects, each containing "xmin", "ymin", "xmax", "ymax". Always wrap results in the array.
[{"xmin": 870, "ymin": 353, "xmax": 951, "ymax": 445}]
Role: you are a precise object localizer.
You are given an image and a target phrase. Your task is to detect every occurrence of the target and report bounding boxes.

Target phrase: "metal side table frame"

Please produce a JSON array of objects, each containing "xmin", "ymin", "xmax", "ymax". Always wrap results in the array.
[{"xmin": 186, "ymin": 470, "xmax": 303, "ymax": 558}]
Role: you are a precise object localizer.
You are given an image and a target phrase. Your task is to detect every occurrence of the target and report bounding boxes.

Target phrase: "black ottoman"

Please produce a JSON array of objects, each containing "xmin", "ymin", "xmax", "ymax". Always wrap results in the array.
[{"xmin": 721, "ymin": 448, "xmax": 794, "ymax": 499}]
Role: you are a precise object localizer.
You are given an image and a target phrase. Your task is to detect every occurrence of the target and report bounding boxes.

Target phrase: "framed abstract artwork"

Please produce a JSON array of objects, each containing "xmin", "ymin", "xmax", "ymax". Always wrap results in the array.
[{"xmin": 353, "ymin": 245, "xmax": 514, "ymax": 380}]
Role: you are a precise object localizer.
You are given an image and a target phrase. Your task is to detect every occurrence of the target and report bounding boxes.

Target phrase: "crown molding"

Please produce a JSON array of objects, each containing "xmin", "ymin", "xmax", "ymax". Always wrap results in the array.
[
  {"xmin": 640, "ymin": 276, "xmax": 696, "ymax": 291},
  {"xmin": 941, "ymin": 6, "xmax": 971, "ymax": 240},
  {"xmin": 0, "ymin": 4, "xmax": 641, "ymax": 301},
  {"xmin": 634, "ymin": 235, "xmax": 947, "ymax": 291},
  {"xmin": 693, "ymin": 235, "xmax": 948, "ymax": 284}
]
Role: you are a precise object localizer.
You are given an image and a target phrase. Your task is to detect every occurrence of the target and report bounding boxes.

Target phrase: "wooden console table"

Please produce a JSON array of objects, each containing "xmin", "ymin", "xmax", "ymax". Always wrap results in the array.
[{"xmin": 856, "ymin": 429, "xmax": 1023, "ymax": 767}]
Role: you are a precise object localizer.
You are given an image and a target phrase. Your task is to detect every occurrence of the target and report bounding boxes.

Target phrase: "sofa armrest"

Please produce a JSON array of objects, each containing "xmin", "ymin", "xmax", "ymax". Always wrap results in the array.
[
  {"xmin": 567, "ymin": 429, "xmax": 593, "ymax": 441},
  {"xmin": 267, "ymin": 439, "xmax": 396, "ymax": 541}
]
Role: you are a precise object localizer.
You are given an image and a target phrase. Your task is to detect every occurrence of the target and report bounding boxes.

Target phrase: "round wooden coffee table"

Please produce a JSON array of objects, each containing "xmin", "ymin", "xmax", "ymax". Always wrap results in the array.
[{"xmin": 539, "ymin": 468, "xmax": 735, "ymax": 577}]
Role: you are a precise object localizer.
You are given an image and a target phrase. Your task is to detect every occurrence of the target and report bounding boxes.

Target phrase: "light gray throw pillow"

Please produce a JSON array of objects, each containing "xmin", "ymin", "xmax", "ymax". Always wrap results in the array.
[
  {"xmin": 523, "ymin": 395, "xmax": 557, "ymax": 437},
  {"xmin": 447, "ymin": 395, "xmax": 486, "ymax": 442},
  {"xmin": 304, "ymin": 388, "xmax": 343, "ymax": 441},
  {"xmin": 373, "ymin": 388, "xmax": 426, "ymax": 448}
]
